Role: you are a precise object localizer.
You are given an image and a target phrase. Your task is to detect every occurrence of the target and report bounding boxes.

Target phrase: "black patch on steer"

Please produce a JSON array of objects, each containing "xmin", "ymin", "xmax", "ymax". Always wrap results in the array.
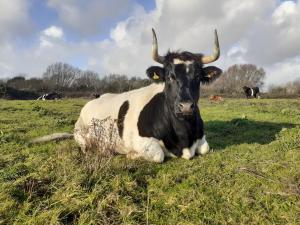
[
  {"xmin": 117, "ymin": 101, "xmax": 129, "ymax": 138},
  {"xmin": 243, "ymin": 86, "xmax": 260, "ymax": 99},
  {"xmin": 138, "ymin": 92, "xmax": 204, "ymax": 157}
]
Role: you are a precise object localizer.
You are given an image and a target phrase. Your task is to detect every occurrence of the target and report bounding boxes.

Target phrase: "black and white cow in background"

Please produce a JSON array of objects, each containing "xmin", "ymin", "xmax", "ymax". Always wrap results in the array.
[
  {"xmin": 37, "ymin": 92, "xmax": 62, "ymax": 100},
  {"xmin": 74, "ymin": 29, "xmax": 222, "ymax": 162},
  {"xmin": 243, "ymin": 86, "xmax": 260, "ymax": 99},
  {"xmin": 92, "ymin": 93, "xmax": 101, "ymax": 98}
]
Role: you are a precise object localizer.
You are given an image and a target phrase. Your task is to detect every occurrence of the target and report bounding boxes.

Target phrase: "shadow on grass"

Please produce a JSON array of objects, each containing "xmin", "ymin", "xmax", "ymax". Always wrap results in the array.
[{"xmin": 205, "ymin": 118, "xmax": 294, "ymax": 150}]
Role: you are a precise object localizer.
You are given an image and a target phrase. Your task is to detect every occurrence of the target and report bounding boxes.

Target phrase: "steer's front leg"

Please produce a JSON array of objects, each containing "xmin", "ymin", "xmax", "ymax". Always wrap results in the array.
[
  {"xmin": 181, "ymin": 139, "xmax": 201, "ymax": 160},
  {"xmin": 182, "ymin": 147, "xmax": 196, "ymax": 160},
  {"xmin": 196, "ymin": 135, "xmax": 210, "ymax": 155},
  {"xmin": 134, "ymin": 137, "xmax": 165, "ymax": 163}
]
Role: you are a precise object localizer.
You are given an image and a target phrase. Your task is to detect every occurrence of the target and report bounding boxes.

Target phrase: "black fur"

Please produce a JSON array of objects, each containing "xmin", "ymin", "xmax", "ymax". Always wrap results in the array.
[
  {"xmin": 243, "ymin": 86, "xmax": 260, "ymax": 98},
  {"xmin": 139, "ymin": 49, "xmax": 222, "ymax": 157},
  {"xmin": 165, "ymin": 51, "xmax": 203, "ymax": 63},
  {"xmin": 138, "ymin": 92, "xmax": 203, "ymax": 157},
  {"xmin": 117, "ymin": 101, "xmax": 129, "ymax": 138},
  {"xmin": 37, "ymin": 92, "xmax": 61, "ymax": 100}
]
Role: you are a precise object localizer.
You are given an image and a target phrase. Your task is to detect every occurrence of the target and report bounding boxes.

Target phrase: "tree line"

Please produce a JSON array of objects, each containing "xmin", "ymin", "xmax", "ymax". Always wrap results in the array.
[
  {"xmin": 1, "ymin": 62, "xmax": 299, "ymax": 99},
  {"xmin": 0, "ymin": 62, "xmax": 151, "ymax": 98}
]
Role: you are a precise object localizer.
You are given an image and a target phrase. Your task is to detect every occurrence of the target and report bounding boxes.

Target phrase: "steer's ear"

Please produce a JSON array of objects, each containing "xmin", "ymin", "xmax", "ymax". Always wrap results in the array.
[
  {"xmin": 146, "ymin": 66, "xmax": 165, "ymax": 83},
  {"xmin": 202, "ymin": 66, "xmax": 222, "ymax": 83}
]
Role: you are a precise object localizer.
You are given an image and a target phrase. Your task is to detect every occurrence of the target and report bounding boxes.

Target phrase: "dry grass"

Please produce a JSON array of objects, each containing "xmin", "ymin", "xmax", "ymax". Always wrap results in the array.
[
  {"xmin": 76, "ymin": 117, "xmax": 120, "ymax": 174},
  {"xmin": 0, "ymin": 98, "xmax": 300, "ymax": 224}
]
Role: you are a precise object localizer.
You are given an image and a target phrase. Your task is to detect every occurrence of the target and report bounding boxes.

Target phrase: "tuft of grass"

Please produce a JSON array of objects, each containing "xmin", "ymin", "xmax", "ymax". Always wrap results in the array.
[{"xmin": 0, "ymin": 98, "xmax": 299, "ymax": 224}]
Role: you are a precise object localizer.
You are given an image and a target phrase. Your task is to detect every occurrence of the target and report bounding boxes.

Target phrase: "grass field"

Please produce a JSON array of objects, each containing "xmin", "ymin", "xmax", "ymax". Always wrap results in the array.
[{"xmin": 0, "ymin": 98, "xmax": 299, "ymax": 224}]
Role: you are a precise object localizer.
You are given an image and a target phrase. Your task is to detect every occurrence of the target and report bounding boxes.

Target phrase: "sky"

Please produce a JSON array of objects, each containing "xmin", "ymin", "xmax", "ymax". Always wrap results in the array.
[{"xmin": 0, "ymin": 0, "xmax": 300, "ymax": 88}]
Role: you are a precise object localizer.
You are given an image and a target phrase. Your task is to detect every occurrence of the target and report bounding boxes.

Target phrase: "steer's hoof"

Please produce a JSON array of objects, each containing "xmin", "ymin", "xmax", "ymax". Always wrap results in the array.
[
  {"xmin": 198, "ymin": 142, "xmax": 210, "ymax": 155},
  {"xmin": 182, "ymin": 148, "xmax": 193, "ymax": 160},
  {"xmin": 152, "ymin": 151, "xmax": 165, "ymax": 163}
]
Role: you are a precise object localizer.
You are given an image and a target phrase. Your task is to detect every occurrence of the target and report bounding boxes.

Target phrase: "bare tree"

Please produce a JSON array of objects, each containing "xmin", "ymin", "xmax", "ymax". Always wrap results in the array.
[
  {"xmin": 26, "ymin": 78, "xmax": 48, "ymax": 92},
  {"xmin": 43, "ymin": 62, "xmax": 79, "ymax": 90},
  {"xmin": 268, "ymin": 78, "xmax": 300, "ymax": 97},
  {"xmin": 202, "ymin": 64, "xmax": 266, "ymax": 96},
  {"xmin": 74, "ymin": 70, "xmax": 100, "ymax": 91},
  {"xmin": 6, "ymin": 75, "xmax": 27, "ymax": 90},
  {"xmin": 285, "ymin": 79, "xmax": 300, "ymax": 95}
]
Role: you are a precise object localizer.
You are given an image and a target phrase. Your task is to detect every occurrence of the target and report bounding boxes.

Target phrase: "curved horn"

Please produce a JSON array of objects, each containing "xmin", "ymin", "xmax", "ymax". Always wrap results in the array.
[
  {"xmin": 152, "ymin": 28, "xmax": 165, "ymax": 64},
  {"xmin": 202, "ymin": 29, "xmax": 220, "ymax": 64}
]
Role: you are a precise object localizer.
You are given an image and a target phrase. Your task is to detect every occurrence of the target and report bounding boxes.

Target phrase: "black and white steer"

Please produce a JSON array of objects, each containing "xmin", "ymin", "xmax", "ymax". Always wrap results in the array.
[
  {"xmin": 74, "ymin": 29, "xmax": 222, "ymax": 162},
  {"xmin": 37, "ymin": 92, "xmax": 62, "ymax": 100},
  {"xmin": 243, "ymin": 86, "xmax": 260, "ymax": 99}
]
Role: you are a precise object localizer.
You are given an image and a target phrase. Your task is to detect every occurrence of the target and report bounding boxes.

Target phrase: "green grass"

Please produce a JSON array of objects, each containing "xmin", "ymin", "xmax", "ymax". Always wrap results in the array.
[{"xmin": 0, "ymin": 98, "xmax": 299, "ymax": 224}]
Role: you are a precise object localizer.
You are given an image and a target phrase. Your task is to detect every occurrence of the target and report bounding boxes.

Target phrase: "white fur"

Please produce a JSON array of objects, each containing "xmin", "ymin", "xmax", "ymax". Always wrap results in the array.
[
  {"xmin": 173, "ymin": 59, "xmax": 193, "ymax": 65},
  {"xmin": 196, "ymin": 135, "xmax": 210, "ymax": 155},
  {"xmin": 74, "ymin": 83, "xmax": 165, "ymax": 163},
  {"xmin": 182, "ymin": 148, "xmax": 193, "ymax": 160},
  {"xmin": 250, "ymin": 88, "xmax": 254, "ymax": 97},
  {"xmin": 173, "ymin": 59, "xmax": 192, "ymax": 74},
  {"xmin": 186, "ymin": 67, "xmax": 190, "ymax": 73},
  {"xmin": 74, "ymin": 83, "xmax": 210, "ymax": 162},
  {"xmin": 181, "ymin": 138, "xmax": 200, "ymax": 160},
  {"xmin": 181, "ymin": 136, "xmax": 210, "ymax": 160}
]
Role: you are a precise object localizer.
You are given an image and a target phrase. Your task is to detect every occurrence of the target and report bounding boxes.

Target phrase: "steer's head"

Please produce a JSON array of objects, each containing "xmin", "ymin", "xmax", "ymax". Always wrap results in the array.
[{"xmin": 146, "ymin": 28, "xmax": 222, "ymax": 117}]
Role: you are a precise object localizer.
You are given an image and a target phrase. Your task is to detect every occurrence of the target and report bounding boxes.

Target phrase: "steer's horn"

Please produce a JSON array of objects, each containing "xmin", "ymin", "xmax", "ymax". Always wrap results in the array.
[
  {"xmin": 152, "ymin": 28, "xmax": 165, "ymax": 64},
  {"xmin": 202, "ymin": 29, "xmax": 220, "ymax": 64}
]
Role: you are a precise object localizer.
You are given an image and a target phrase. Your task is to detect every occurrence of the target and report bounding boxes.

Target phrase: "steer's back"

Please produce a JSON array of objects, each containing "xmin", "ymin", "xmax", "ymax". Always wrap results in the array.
[
  {"xmin": 74, "ymin": 83, "xmax": 164, "ymax": 152},
  {"xmin": 79, "ymin": 93, "xmax": 126, "ymax": 126}
]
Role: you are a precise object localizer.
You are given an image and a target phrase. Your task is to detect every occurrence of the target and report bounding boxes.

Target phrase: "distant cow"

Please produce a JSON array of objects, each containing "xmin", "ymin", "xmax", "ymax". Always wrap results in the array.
[
  {"xmin": 92, "ymin": 93, "xmax": 100, "ymax": 98},
  {"xmin": 74, "ymin": 28, "xmax": 222, "ymax": 163},
  {"xmin": 209, "ymin": 95, "xmax": 224, "ymax": 102},
  {"xmin": 37, "ymin": 92, "xmax": 62, "ymax": 100},
  {"xmin": 243, "ymin": 86, "xmax": 260, "ymax": 99}
]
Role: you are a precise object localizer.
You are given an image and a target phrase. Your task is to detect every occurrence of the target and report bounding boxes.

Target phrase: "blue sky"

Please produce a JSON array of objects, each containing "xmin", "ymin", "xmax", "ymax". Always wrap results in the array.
[
  {"xmin": 0, "ymin": 0, "xmax": 300, "ymax": 86},
  {"xmin": 29, "ymin": 0, "xmax": 155, "ymax": 43}
]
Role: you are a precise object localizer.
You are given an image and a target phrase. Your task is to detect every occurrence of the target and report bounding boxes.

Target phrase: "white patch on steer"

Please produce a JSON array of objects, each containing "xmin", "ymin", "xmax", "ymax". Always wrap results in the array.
[
  {"xmin": 145, "ymin": 138, "xmax": 165, "ymax": 162},
  {"xmin": 182, "ymin": 148, "xmax": 193, "ymax": 160},
  {"xmin": 74, "ymin": 83, "xmax": 166, "ymax": 162},
  {"xmin": 126, "ymin": 138, "xmax": 165, "ymax": 163},
  {"xmin": 173, "ymin": 58, "xmax": 192, "ymax": 74},
  {"xmin": 186, "ymin": 66, "xmax": 190, "ymax": 73},
  {"xmin": 196, "ymin": 135, "xmax": 210, "ymax": 155},
  {"xmin": 250, "ymin": 88, "xmax": 254, "ymax": 97},
  {"xmin": 181, "ymin": 140, "xmax": 199, "ymax": 160},
  {"xmin": 173, "ymin": 58, "xmax": 194, "ymax": 65}
]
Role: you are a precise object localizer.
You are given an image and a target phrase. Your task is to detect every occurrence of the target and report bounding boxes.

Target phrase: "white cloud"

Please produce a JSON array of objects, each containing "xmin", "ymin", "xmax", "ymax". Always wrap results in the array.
[
  {"xmin": 47, "ymin": 0, "xmax": 135, "ymax": 35},
  {"xmin": 0, "ymin": 0, "xmax": 33, "ymax": 42},
  {"xmin": 265, "ymin": 57, "xmax": 300, "ymax": 86},
  {"xmin": 40, "ymin": 26, "xmax": 64, "ymax": 47},
  {"xmin": 94, "ymin": 0, "xmax": 277, "ymax": 76},
  {"xmin": 95, "ymin": 0, "xmax": 300, "ymax": 85},
  {"xmin": 1, "ymin": 0, "xmax": 300, "ymax": 88},
  {"xmin": 43, "ymin": 26, "xmax": 64, "ymax": 39},
  {"xmin": 272, "ymin": 1, "xmax": 297, "ymax": 25}
]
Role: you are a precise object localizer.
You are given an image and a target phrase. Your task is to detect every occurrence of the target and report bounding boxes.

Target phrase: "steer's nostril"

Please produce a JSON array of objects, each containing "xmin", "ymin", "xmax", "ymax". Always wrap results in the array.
[{"xmin": 178, "ymin": 102, "xmax": 194, "ymax": 113}]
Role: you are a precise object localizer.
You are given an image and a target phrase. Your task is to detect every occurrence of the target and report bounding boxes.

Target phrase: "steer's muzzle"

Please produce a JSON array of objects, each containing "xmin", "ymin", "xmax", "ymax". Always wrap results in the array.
[{"xmin": 177, "ymin": 102, "xmax": 195, "ymax": 116}]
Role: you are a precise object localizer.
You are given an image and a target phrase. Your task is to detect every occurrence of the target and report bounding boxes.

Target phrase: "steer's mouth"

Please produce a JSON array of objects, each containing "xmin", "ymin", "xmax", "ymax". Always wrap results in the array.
[{"xmin": 175, "ymin": 111, "xmax": 194, "ymax": 118}]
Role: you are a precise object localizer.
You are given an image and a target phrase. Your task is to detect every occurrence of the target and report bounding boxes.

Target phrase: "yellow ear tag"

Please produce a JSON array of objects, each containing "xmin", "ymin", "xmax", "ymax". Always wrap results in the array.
[{"xmin": 153, "ymin": 72, "xmax": 160, "ymax": 80}]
